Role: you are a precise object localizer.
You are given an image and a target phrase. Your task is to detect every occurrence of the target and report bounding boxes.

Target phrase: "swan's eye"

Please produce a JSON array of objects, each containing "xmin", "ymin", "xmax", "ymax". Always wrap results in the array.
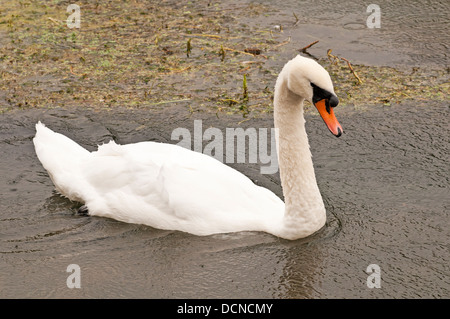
[
  {"xmin": 311, "ymin": 82, "xmax": 339, "ymax": 113},
  {"xmin": 311, "ymin": 82, "xmax": 333, "ymax": 104}
]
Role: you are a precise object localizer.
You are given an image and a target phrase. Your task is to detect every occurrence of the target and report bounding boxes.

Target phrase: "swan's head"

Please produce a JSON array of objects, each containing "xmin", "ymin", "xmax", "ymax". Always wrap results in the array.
[{"xmin": 285, "ymin": 55, "xmax": 343, "ymax": 137}]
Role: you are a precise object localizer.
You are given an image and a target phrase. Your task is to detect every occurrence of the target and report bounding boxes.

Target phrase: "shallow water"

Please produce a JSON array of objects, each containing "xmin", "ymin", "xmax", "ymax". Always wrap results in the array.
[
  {"xmin": 234, "ymin": 0, "xmax": 449, "ymax": 67},
  {"xmin": 0, "ymin": 102, "xmax": 448, "ymax": 298}
]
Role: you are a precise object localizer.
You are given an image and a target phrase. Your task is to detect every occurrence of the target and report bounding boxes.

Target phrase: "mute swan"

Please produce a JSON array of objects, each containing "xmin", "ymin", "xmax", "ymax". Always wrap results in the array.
[{"xmin": 33, "ymin": 55, "xmax": 342, "ymax": 240}]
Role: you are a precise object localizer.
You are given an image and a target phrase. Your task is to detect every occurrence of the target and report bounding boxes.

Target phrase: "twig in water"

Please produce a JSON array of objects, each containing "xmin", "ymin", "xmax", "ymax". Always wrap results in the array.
[
  {"xmin": 69, "ymin": 65, "xmax": 86, "ymax": 78},
  {"xmin": 186, "ymin": 33, "xmax": 222, "ymax": 39},
  {"xmin": 244, "ymin": 48, "xmax": 262, "ymax": 55},
  {"xmin": 327, "ymin": 49, "xmax": 363, "ymax": 84},
  {"xmin": 222, "ymin": 47, "xmax": 256, "ymax": 57},
  {"xmin": 293, "ymin": 13, "xmax": 300, "ymax": 26},
  {"xmin": 238, "ymin": 117, "xmax": 251, "ymax": 125},
  {"xmin": 327, "ymin": 49, "xmax": 340, "ymax": 64},
  {"xmin": 340, "ymin": 57, "xmax": 363, "ymax": 84},
  {"xmin": 241, "ymin": 61, "xmax": 264, "ymax": 65},
  {"xmin": 274, "ymin": 36, "xmax": 291, "ymax": 48},
  {"xmin": 239, "ymin": 66, "xmax": 251, "ymax": 73},
  {"xmin": 298, "ymin": 40, "xmax": 319, "ymax": 53},
  {"xmin": 173, "ymin": 66, "xmax": 191, "ymax": 74},
  {"xmin": 47, "ymin": 17, "xmax": 63, "ymax": 25},
  {"xmin": 147, "ymin": 98, "xmax": 191, "ymax": 106},
  {"xmin": 69, "ymin": 65, "xmax": 79, "ymax": 76}
]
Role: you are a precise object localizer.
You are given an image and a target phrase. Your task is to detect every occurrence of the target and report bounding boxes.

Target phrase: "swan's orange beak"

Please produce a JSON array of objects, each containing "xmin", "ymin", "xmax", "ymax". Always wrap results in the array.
[{"xmin": 314, "ymin": 99, "xmax": 343, "ymax": 137}]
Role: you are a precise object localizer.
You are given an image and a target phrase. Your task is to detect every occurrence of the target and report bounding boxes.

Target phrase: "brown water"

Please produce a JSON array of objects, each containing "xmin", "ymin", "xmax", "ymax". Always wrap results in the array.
[{"xmin": 0, "ymin": 102, "xmax": 449, "ymax": 298}]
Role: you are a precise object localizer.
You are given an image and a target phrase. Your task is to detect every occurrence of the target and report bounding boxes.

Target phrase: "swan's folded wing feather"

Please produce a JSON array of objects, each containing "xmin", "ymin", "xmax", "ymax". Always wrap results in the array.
[
  {"xmin": 155, "ymin": 147, "xmax": 284, "ymax": 234},
  {"xmin": 79, "ymin": 141, "xmax": 171, "ymax": 221},
  {"xmin": 34, "ymin": 122, "xmax": 90, "ymax": 202},
  {"xmin": 76, "ymin": 140, "xmax": 283, "ymax": 235}
]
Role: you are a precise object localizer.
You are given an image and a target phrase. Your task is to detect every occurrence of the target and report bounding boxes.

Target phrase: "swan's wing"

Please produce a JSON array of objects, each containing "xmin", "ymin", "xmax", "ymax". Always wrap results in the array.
[
  {"xmin": 77, "ymin": 140, "xmax": 283, "ymax": 235},
  {"xmin": 78, "ymin": 141, "xmax": 175, "ymax": 225},
  {"xmin": 154, "ymin": 145, "xmax": 284, "ymax": 234}
]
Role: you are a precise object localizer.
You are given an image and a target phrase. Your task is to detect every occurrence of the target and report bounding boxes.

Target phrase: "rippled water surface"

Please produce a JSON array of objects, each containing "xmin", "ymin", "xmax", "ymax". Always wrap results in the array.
[
  {"xmin": 248, "ymin": 0, "xmax": 449, "ymax": 67},
  {"xmin": 1, "ymin": 102, "xmax": 448, "ymax": 298}
]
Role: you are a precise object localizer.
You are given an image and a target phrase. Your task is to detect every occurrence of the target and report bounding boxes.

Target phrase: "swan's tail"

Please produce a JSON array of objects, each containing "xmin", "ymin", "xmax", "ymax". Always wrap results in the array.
[{"xmin": 33, "ymin": 122, "xmax": 90, "ymax": 202}]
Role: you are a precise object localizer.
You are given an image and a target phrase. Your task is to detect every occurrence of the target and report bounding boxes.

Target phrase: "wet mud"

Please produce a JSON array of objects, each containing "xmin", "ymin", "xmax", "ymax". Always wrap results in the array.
[{"xmin": 0, "ymin": 102, "xmax": 448, "ymax": 298}]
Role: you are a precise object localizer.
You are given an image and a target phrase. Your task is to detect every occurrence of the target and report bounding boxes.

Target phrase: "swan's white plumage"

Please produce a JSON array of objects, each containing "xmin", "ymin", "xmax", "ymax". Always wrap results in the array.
[
  {"xmin": 34, "ymin": 55, "xmax": 339, "ymax": 240},
  {"xmin": 34, "ymin": 122, "xmax": 284, "ymax": 236}
]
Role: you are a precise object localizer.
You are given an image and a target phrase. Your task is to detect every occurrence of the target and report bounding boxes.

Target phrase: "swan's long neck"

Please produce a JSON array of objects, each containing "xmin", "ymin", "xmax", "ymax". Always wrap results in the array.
[{"xmin": 273, "ymin": 72, "xmax": 326, "ymax": 239}]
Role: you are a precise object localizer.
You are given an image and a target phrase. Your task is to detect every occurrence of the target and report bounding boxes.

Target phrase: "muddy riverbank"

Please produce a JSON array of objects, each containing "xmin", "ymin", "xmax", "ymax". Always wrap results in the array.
[{"xmin": 0, "ymin": 0, "xmax": 448, "ymax": 114}]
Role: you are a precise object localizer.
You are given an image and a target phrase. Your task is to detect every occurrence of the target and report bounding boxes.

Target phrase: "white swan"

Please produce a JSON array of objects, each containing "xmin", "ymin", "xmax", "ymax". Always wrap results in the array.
[{"xmin": 33, "ymin": 55, "xmax": 342, "ymax": 240}]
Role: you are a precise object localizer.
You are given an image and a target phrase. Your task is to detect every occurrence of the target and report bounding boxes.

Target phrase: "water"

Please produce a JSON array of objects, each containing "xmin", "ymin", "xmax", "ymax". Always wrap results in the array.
[
  {"xmin": 0, "ymin": 102, "xmax": 448, "ymax": 298},
  {"xmin": 243, "ymin": 0, "xmax": 449, "ymax": 67}
]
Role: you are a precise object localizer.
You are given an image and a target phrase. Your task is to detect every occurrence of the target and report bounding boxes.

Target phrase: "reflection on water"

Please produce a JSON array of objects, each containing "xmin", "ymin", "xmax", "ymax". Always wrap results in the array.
[{"xmin": 0, "ymin": 102, "xmax": 448, "ymax": 298}]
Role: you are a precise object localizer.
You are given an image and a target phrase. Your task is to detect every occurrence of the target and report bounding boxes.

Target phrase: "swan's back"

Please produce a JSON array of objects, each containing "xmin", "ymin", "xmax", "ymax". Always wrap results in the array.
[{"xmin": 33, "ymin": 123, "xmax": 284, "ymax": 236}]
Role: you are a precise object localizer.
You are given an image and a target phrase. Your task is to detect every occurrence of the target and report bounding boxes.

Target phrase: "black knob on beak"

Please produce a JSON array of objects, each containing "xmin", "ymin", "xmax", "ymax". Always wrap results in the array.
[{"xmin": 329, "ymin": 95, "xmax": 339, "ymax": 108}]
